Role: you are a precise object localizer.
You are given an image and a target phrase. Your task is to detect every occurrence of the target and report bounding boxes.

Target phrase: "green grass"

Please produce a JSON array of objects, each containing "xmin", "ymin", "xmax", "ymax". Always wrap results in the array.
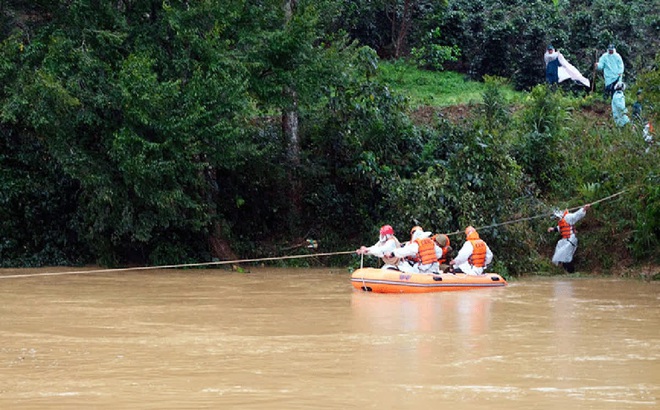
[{"xmin": 377, "ymin": 59, "xmax": 521, "ymax": 108}]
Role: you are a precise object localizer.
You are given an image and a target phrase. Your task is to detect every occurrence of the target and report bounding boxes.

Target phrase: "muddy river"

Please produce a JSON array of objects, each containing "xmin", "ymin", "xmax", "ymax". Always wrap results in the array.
[{"xmin": 0, "ymin": 267, "xmax": 658, "ymax": 409}]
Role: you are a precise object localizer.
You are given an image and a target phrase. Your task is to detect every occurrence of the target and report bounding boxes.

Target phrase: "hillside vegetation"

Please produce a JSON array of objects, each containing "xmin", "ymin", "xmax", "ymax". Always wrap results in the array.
[
  {"xmin": 1, "ymin": 1, "xmax": 658, "ymax": 277},
  {"xmin": 377, "ymin": 62, "xmax": 658, "ymax": 278}
]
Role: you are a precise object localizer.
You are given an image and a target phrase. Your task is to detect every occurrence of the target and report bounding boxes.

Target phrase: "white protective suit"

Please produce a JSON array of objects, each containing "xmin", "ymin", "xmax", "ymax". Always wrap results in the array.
[
  {"xmin": 452, "ymin": 240, "xmax": 494, "ymax": 276},
  {"xmin": 544, "ymin": 50, "xmax": 591, "ymax": 87},
  {"xmin": 597, "ymin": 49, "xmax": 624, "ymax": 88},
  {"xmin": 392, "ymin": 230, "xmax": 443, "ymax": 274},
  {"xmin": 612, "ymin": 90, "xmax": 630, "ymax": 127},
  {"xmin": 362, "ymin": 235, "xmax": 401, "ymax": 270},
  {"xmin": 551, "ymin": 207, "xmax": 587, "ymax": 265}
]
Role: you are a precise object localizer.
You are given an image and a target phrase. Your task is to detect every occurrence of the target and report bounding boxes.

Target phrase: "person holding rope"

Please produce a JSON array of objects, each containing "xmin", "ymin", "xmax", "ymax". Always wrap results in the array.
[
  {"xmin": 450, "ymin": 226, "xmax": 493, "ymax": 275},
  {"xmin": 356, "ymin": 224, "xmax": 402, "ymax": 270},
  {"xmin": 547, "ymin": 204, "xmax": 590, "ymax": 273}
]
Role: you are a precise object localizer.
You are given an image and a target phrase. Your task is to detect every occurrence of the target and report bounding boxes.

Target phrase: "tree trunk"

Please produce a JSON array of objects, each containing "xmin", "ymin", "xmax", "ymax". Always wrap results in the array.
[
  {"xmin": 394, "ymin": 0, "xmax": 411, "ymax": 58},
  {"xmin": 387, "ymin": 0, "xmax": 412, "ymax": 59},
  {"xmin": 282, "ymin": 0, "xmax": 302, "ymax": 224},
  {"xmin": 209, "ymin": 221, "xmax": 238, "ymax": 261},
  {"xmin": 282, "ymin": 87, "xmax": 300, "ymax": 165},
  {"xmin": 283, "ymin": 0, "xmax": 300, "ymax": 165},
  {"xmin": 202, "ymin": 164, "xmax": 237, "ymax": 261}
]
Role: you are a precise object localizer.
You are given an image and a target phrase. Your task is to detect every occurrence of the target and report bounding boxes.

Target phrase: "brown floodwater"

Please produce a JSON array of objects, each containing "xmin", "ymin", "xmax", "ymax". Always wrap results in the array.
[{"xmin": 0, "ymin": 267, "xmax": 658, "ymax": 409}]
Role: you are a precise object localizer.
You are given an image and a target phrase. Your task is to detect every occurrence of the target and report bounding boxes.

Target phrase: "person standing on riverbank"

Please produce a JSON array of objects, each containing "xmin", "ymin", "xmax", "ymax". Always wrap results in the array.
[{"xmin": 547, "ymin": 205, "xmax": 590, "ymax": 273}]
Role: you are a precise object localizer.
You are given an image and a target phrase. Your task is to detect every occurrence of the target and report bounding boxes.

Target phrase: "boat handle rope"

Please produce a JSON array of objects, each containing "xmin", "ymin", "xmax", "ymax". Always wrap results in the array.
[
  {"xmin": 360, "ymin": 253, "xmax": 366, "ymax": 290},
  {"xmin": 0, "ymin": 188, "xmax": 632, "ymax": 280}
]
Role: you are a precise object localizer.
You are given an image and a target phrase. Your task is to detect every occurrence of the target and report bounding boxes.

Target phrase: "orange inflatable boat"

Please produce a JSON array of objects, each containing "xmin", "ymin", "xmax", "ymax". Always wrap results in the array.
[{"xmin": 351, "ymin": 267, "xmax": 507, "ymax": 293}]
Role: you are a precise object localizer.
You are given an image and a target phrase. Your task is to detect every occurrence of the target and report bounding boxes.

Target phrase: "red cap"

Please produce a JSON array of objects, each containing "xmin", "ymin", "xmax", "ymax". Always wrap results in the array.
[{"xmin": 380, "ymin": 225, "xmax": 394, "ymax": 236}]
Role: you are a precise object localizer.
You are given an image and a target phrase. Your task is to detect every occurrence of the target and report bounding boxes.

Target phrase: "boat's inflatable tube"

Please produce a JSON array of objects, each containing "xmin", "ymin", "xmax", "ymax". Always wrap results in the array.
[{"xmin": 351, "ymin": 267, "xmax": 507, "ymax": 293}]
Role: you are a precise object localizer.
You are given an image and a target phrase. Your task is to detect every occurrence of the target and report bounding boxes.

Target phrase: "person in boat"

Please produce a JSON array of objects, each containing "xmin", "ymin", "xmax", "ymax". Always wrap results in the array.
[
  {"xmin": 449, "ymin": 226, "xmax": 493, "ymax": 275},
  {"xmin": 356, "ymin": 224, "xmax": 402, "ymax": 269},
  {"xmin": 387, "ymin": 226, "xmax": 444, "ymax": 274},
  {"xmin": 547, "ymin": 204, "xmax": 590, "ymax": 273},
  {"xmin": 433, "ymin": 234, "xmax": 452, "ymax": 273},
  {"xmin": 399, "ymin": 226, "xmax": 426, "ymax": 266}
]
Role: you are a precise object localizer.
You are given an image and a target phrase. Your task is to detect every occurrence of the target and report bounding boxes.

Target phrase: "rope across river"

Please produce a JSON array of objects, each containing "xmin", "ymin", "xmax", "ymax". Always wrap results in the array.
[
  {"xmin": 442, "ymin": 188, "xmax": 629, "ymax": 237},
  {"xmin": 0, "ymin": 188, "xmax": 630, "ymax": 280},
  {"xmin": 0, "ymin": 251, "xmax": 356, "ymax": 280}
]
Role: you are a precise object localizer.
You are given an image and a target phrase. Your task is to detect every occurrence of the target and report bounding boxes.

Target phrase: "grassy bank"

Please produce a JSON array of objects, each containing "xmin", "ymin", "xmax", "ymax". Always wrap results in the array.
[{"xmin": 377, "ymin": 60, "xmax": 521, "ymax": 108}]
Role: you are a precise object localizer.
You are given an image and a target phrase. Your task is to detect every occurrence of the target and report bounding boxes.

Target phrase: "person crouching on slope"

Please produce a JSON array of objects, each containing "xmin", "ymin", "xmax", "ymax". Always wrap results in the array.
[
  {"xmin": 547, "ymin": 205, "xmax": 590, "ymax": 273},
  {"xmin": 387, "ymin": 226, "xmax": 443, "ymax": 274},
  {"xmin": 450, "ymin": 226, "xmax": 493, "ymax": 275},
  {"xmin": 356, "ymin": 225, "xmax": 402, "ymax": 270},
  {"xmin": 612, "ymin": 82, "xmax": 630, "ymax": 127}
]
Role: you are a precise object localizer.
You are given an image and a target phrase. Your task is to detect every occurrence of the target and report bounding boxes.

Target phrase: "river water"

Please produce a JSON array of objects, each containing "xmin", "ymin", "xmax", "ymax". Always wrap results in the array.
[{"xmin": 0, "ymin": 267, "xmax": 658, "ymax": 409}]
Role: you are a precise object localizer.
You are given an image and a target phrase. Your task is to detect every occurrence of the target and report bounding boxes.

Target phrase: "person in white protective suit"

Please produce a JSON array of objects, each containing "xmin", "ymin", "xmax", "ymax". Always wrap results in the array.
[
  {"xmin": 547, "ymin": 205, "xmax": 590, "ymax": 273},
  {"xmin": 595, "ymin": 44, "xmax": 624, "ymax": 100},
  {"xmin": 544, "ymin": 45, "xmax": 590, "ymax": 88},
  {"xmin": 450, "ymin": 226, "xmax": 493, "ymax": 276},
  {"xmin": 611, "ymin": 82, "xmax": 630, "ymax": 127},
  {"xmin": 387, "ymin": 226, "xmax": 443, "ymax": 274},
  {"xmin": 356, "ymin": 225, "xmax": 402, "ymax": 270}
]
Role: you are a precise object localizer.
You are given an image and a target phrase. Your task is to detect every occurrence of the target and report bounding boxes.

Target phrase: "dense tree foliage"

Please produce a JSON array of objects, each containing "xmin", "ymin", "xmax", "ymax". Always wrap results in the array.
[
  {"xmin": 335, "ymin": 0, "xmax": 659, "ymax": 89},
  {"xmin": 434, "ymin": 0, "xmax": 659, "ymax": 89},
  {"xmin": 1, "ymin": 1, "xmax": 658, "ymax": 274}
]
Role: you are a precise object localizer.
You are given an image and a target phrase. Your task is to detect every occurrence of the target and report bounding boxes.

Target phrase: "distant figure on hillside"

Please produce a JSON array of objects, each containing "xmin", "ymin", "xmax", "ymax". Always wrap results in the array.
[
  {"xmin": 630, "ymin": 89, "xmax": 655, "ymax": 151},
  {"xmin": 632, "ymin": 89, "xmax": 643, "ymax": 122},
  {"xmin": 595, "ymin": 44, "xmax": 624, "ymax": 100},
  {"xmin": 450, "ymin": 226, "xmax": 493, "ymax": 275},
  {"xmin": 544, "ymin": 45, "xmax": 561, "ymax": 85},
  {"xmin": 356, "ymin": 225, "xmax": 401, "ymax": 270},
  {"xmin": 611, "ymin": 82, "xmax": 630, "ymax": 127},
  {"xmin": 547, "ymin": 205, "xmax": 590, "ymax": 273},
  {"xmin": 544, "ymin": 45, "xmax": 590, "ymax": 88}
]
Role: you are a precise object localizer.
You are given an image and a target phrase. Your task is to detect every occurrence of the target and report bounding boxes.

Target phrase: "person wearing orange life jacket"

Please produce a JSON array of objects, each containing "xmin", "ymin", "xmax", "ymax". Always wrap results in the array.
[
  {"xmin": 399, "ymin": 226, "xmax": 427, "ymax": 266},
  {"xmin": 433, "ymin": 234, "xmax": 453, "ymax": 273},
  {"xmin": 547, "ymin": 204, "xmax": 590, "ymax": 273},
  {"xmin": 450, "ymin": 226, "xmax": 493, "ymax": 275},
  {"xmin": 388, "ymin": 226, "xmax": 443, "ymax": 274},
  {"xmin": 356, "ymin": 225, "xmax": 402, "ymax": 270}
]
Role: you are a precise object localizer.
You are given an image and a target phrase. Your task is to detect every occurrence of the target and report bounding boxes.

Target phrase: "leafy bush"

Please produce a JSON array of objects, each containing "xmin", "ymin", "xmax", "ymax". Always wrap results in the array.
[
  {"xmin": 411, "ymin": 28, "xmax": 461, "ymax": 71},
  {"xmin": 513, "ymin": 85, "xmax": 570, "ymax": 192}
]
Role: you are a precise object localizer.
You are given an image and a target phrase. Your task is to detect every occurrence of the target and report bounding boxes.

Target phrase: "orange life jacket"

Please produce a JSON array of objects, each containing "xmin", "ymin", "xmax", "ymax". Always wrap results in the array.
[
  {"xmin": 437, "ymin": 245, "xmax": 451, "ymax": 264},
  {"xmin": 415, "ymin": 237, "xmax": 437, "ymax": 265},
  {"xmin": 468, "ymin": 239, "xmax": 487, "ymax": 268},
  {"xmin": 558, "ymin": 213, "xmax": 573, "ymax": 239}
]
